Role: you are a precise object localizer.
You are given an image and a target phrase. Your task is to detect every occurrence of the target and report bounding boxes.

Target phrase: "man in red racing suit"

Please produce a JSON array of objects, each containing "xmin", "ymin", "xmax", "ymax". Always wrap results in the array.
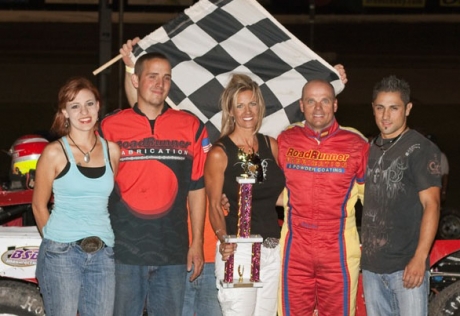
[{"xmin": 277, "ymin": 79, "xmax": 369, "ymax": 316}]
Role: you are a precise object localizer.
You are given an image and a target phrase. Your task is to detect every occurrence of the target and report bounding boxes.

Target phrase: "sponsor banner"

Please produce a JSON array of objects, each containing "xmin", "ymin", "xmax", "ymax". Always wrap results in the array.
[
  {"xmin": 1, "ymin": 246, "xmax": 39, "ymax": 267},
  {"xmin": 0, "ymin": 226, "xmax": 42, "ymax": 279},
  {"xmin": 440, "ymin": 0, "xmax": 460, "ymax": 6},
  {"xmin": 363, "ymin": 0, "xmax": 426, "ymax": 7}
]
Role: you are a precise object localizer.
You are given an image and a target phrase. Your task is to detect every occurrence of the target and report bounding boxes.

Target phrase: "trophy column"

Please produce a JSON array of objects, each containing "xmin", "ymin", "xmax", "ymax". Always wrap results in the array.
[{"xmin": 221, "ymin": 176, "xmax": 263, "ymax": 288}]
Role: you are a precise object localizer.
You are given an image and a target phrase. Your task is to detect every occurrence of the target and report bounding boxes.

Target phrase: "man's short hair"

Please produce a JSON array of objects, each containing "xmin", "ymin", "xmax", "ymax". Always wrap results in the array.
[
  {"xmin": 372, "ymin": 75, "xmax": 411, "ymax": 105},
  {"xmin": 134, "ymin": 52, "xmax": 170, "ymax": 75}
]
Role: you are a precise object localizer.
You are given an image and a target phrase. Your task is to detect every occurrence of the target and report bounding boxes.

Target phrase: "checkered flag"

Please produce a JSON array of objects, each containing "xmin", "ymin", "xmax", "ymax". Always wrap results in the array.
[{"xmin": 131, "ymin": 0, "xmax": 343, "ymax": 142}]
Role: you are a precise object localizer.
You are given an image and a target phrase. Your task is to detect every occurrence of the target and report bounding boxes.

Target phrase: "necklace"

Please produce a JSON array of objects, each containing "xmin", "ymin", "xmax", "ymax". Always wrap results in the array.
[
  {"xmin": 369, "ymin": 129, "xmax": 408, "ymax": 185},
  {"xmin": 68, "ymin": 133, "xmax": 97, "ymax": 163},
  {"xmin": 373, "ymin": 128, "xmax": 408, "ymax": 165}
]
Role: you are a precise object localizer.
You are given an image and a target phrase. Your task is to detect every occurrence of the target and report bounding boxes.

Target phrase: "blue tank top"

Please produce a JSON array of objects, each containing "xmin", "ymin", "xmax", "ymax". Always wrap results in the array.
[{"xmin": 43, "ymin": 136, "xmax": 115, "ymax": 246}]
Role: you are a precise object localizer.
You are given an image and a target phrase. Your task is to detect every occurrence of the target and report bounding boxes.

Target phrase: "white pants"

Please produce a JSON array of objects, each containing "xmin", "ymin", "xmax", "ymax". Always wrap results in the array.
[{"xmin": 214, "ymin": 241, "xmax": 280, "ymax": 316}]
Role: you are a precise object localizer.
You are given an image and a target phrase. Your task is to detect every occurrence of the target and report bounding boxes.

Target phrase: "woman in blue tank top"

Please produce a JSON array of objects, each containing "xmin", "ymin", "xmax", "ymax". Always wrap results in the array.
[{"xmin": 32, "ymin": 77, "xmax": 120, "ymax": 316}]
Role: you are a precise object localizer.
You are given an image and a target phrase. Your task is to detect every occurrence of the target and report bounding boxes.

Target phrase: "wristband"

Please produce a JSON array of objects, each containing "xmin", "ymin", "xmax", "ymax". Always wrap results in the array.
[{"xmin": 125, "ymin": 65, "xmax": 134, "ymax": 74}]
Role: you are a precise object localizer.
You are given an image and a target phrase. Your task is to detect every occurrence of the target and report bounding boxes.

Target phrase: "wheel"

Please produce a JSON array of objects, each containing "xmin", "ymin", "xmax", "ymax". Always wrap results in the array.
[
  {"xmin": 438, "ymin": 210, "xmax": 460, "ymax": 240},
  {"xmin": 0, "ymin": 280, "xmax": 45, "ymax": 316},
  {"xmin": 429, "ymin": 280, "xmax": 460, "ymax": 316}
]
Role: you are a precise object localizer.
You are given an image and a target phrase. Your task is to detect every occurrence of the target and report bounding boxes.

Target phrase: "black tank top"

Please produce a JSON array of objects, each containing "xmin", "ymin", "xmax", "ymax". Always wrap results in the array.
[{"xmin": 219, "ymin": 134, "xmax": 285, "ymax": 239}]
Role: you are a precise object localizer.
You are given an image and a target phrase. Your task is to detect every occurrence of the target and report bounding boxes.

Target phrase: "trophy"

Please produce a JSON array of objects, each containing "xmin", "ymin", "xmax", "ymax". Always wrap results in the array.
[{"xmin": 220, "ymin": 149, "xmax": 263, "ymax": 288}]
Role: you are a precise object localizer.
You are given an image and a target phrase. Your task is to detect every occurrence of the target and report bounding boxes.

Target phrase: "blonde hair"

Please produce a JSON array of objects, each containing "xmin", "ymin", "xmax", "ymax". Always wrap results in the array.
[{"xmin": 220, "ymin": 74, "xmax": 265, "ymax": 137}]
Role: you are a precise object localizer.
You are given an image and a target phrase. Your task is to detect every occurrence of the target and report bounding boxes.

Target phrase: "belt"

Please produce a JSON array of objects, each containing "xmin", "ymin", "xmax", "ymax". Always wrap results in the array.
[
  {"xmin": 262, "ymin": 237, "xmax": 279, "ymax": 249},
  {"xmin": 76, "ymin": 236, "xmax": 106, "ymax": 253}
]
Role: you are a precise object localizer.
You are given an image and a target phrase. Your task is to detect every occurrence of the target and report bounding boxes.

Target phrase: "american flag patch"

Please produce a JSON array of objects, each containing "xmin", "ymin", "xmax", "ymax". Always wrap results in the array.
[{"xmin": 202, "ymin": 137, "xmax": 212, "ymax": 153}]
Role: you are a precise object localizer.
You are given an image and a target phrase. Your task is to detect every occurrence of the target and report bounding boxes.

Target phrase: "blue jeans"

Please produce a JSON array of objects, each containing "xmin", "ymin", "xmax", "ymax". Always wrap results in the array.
[
  {"xmin": 362, "ymin": 269, "xmax": 429, "ymax": 316},
  {"xmin": 113, "ymin": 262, "xmax": 187, "ymax": 316},
  {"xmin": 36, "ymin": 238, "xmax": 115, "ymax": 316},
  {"xmin": 182, "ymin": 263, "xmax": 222, "ymax": 316}
]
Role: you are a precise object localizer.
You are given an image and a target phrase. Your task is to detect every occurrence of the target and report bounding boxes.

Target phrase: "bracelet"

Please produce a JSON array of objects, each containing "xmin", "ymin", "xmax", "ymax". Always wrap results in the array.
[
  {"xmin": 215, "ymin": 228, "xmax": 224, "ymax": 236},
  {"xmin": 125, "ymin": 65, "xmax": 134, "ymax": 74}
]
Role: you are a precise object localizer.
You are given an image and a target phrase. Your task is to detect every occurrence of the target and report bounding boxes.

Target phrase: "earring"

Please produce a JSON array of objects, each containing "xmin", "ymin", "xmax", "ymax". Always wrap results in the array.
[{"xmin": 64, "ymin": 119, "xmax": 69, "ymax": 128}]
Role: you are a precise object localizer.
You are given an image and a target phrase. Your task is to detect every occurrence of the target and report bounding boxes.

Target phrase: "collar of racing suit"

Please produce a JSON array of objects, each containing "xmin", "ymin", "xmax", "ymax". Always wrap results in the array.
[{"xmin": 302, "ymin": 118, "xmax": 339, "ymax": 141}]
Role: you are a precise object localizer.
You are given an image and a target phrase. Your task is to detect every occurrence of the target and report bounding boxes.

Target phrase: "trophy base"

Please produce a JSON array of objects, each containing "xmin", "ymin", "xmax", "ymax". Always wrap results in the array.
[{"xmin": 220, "ymin": 279, "xmax": 263, "ymax": 288}]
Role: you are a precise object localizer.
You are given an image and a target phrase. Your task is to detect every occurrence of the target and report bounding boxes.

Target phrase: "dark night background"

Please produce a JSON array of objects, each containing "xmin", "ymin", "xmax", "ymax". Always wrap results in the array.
[{"xmin": 0, "ymin": 0, "xmax": 459, "ymax": 211}]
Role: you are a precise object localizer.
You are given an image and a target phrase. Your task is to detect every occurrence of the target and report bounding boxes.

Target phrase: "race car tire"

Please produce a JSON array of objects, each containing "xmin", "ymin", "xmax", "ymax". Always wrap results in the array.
[
  {"xmin": 437, "ymin": 208, "xmax": 460, "ymax": 240},
  {"xmin": 0, "ymin": 280, "xmax": 45, "ymax": 316},
  {"xmin": 429, "ymin": 280, "xmax": 460, "ymax": 316}
]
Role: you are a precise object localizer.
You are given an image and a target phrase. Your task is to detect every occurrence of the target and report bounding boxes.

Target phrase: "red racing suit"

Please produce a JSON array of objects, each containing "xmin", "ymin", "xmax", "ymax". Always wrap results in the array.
[{"xmin": 277, "ymin": 119, "xmax": 369, "ymax": 316}]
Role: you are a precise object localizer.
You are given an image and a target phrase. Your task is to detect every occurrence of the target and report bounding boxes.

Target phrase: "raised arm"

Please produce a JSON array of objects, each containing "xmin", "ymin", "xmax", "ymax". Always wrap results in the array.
[
  {"xmin": 333, "ymin": 64, "xmax": 348, "ymax": 85},
  {"xmin": 120, "ymin": 37, "xmax": 140, "ymax": 107}
]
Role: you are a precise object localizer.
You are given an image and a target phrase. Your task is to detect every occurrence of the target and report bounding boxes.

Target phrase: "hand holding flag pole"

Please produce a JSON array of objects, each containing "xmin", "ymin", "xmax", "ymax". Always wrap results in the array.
[{"xmin": 93, "ymin": 37, "xmax": 140, "ymax": 76}]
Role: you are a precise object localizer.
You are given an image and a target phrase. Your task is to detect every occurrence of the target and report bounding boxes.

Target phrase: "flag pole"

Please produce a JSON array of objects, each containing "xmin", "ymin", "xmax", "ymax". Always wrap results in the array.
[{"xmin": 93, "ymin": 53, "xmax": 123, "ymax": 76}]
